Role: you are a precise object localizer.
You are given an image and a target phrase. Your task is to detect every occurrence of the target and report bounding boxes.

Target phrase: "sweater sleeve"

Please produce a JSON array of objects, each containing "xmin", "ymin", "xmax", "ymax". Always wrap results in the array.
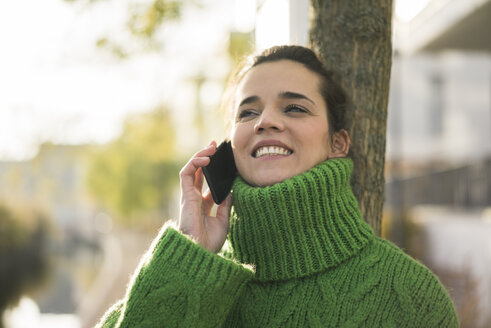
[
  {"xmin": 95, "ymin": 224, "xmax": 253, "ymax": 328},
  {"xmin": 390, "ymin": 248, "xmax": 460, "ymax": 328},
  {"xmin": 408, "ymin": 265, "xmax": 460, "ymax": 327}
]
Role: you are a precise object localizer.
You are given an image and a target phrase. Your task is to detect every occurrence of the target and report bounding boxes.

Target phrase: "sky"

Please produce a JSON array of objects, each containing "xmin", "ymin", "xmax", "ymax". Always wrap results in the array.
[
  {"xmin": 0, "ymin": 0, "xmax": 424, "ymax": 161},
  {"xmin": 0, "ymin": 0, "xmax": 252, "ymax": 160},
  {"xmin": 0, "ymin": 0, "xmax": 135, "ymax": 160}
]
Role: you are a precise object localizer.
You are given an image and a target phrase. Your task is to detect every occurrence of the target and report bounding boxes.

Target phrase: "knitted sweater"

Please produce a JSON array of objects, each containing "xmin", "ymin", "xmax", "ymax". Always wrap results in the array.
[{"xmin": 97, "ymin": 158, "xmax": 459, "ymax": 327}]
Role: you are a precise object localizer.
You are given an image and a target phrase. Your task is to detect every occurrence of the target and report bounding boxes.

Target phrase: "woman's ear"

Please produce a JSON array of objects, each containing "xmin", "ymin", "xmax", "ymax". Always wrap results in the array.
[{"xmin": 329, "ymin": 129, "xmax": 350, "ymax": 158}]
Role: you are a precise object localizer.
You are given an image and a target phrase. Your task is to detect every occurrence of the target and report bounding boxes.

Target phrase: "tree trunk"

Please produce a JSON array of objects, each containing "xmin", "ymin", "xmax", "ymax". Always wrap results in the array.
[{"xmin": 309, "ymin": 0, "xmax": 393, "ymax": 235}]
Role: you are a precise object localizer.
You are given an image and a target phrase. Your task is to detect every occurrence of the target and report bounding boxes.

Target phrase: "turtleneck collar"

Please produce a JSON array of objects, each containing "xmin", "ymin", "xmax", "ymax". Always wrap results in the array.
[{"xmin": 229, "ymin": 158, "xmax": 374, "ymax": 281}]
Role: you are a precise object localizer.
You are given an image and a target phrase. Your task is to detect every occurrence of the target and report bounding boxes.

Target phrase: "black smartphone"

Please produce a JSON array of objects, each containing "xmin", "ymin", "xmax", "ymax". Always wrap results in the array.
[{"xmin": 202, "ymin": 140, "xmax": 238, "ymax": 204}]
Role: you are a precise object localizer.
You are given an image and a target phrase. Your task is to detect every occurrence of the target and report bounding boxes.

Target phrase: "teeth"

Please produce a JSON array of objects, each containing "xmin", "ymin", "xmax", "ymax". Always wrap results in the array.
[{"xmin": 254, "ymin": 146, "xmax": 292, "ymax": 158}]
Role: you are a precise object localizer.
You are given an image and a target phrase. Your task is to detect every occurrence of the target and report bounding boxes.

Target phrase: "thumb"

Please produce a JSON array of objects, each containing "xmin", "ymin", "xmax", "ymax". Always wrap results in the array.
[{"xmin": 216, "ymin": 194, "xmax": 233, "ymax": 230}]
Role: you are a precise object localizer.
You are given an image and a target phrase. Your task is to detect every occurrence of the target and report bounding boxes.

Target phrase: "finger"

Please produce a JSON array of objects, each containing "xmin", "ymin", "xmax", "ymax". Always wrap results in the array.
[
  {"xmin": 179, "ymin": 141, "xmax": 217, "ymax": 198},
  {"xmin": 180, "ymin": 141, "xmax": 217, "ymax": 184},
  {"xmin": 202, "ymin": 189, "xmax": 214, "ymax": 215},
  {"xmin": 216, "ymin": 194, "xmax": 232, "ymax": 217},
  {"xmin": 180, "ymin": 157, "xmax": 210, "ymax": 190},
  {"xmin": 216, "ymin": 194, "xmax": 233, "ymax": 231},
  {"xmin": 193, "ymin": 141, "xmax": 217, "ymax": 158},
  {"xmin": 194, "ymin": 166, "xmax": 204, "ymax": 191}
]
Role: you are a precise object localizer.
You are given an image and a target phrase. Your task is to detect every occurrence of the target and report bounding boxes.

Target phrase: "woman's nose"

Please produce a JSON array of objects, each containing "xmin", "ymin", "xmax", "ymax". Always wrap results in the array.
[{"xmin": 254, "ymin": 108, "xmax": 284, "ymax": 133}]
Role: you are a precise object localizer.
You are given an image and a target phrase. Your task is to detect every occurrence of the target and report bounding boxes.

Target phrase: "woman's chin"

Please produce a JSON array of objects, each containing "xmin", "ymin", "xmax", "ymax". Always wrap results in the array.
[{"xmin": 245, "ymin": 172, "xmax": 293, "ymax": 187}]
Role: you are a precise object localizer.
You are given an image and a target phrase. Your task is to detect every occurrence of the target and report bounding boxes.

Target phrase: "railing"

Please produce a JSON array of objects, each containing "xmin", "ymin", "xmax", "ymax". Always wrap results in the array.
[{"xmin": 385, "ymin": 157, "xmax": 491, "ymax": 209}]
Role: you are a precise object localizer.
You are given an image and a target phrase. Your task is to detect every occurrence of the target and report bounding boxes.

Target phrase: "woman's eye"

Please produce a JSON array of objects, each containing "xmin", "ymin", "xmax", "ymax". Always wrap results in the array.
[
  {"xmin": 237, "ymin": 109, "xmax": 258, "ymax": 120},
  {"xmin": 285, "ymin": 104, "xmax": 308, "ymax": 113},
  {"xmin": 239, "ymin": 109, "xmax": 256, "ymax": 118}
]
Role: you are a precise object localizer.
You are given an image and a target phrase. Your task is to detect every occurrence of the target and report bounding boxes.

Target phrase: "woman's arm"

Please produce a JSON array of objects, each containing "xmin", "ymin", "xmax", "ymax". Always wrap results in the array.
[
  {"xmin": 409, "ymin": 268, "xmax": 459, "ymax": 327},
  {"xmin": 96, "ymin": 142, "xmax": 251, "ymax": 327},
  {"xmin": 392, "ymin": 252, "xmax": 460, "ymax": 328},
  {"xmin": 96, "ymin": 225, "xmax": 252, "ymax": 328}
]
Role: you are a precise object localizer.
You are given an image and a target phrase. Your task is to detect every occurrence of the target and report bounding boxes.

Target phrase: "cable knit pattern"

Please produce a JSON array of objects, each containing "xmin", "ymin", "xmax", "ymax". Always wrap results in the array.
[
  {"xmin": 96, "ymin": 226, "xmax": 253, "ymax": 328},
  {"xmin": 96, "ymin": 158, "xmax": 459, "ymax": 327}
]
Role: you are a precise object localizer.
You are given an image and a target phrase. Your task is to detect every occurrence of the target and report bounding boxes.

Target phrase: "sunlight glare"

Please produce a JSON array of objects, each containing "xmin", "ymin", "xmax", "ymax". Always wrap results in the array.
[
  {"xmin": 255, "ymin": 0, "xmax": 289, "ymax": 51},
  {"xmin": 395, "ymin": 0, "xmax": 430, "ymax": 22},
  {"xmin": 234, "ymin": 0, "xmax": 256, "ymax": 32}
]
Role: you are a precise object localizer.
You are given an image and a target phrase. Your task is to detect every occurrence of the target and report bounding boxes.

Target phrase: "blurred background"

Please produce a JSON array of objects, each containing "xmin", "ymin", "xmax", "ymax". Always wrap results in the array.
[{"xmin": 0, "ymin": 0, "xmax": 489, "ymax": 327}]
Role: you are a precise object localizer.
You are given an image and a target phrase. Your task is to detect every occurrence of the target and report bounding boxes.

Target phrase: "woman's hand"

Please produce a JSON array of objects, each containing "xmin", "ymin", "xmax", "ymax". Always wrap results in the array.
[{"xmin": 178, "ymin": 141, "xmax": 233, "ymax": 254}]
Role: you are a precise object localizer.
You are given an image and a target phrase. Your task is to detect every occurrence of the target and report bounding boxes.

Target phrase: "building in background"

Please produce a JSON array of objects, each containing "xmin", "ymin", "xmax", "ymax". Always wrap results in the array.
[
  {"xmin": 0, "ymin": 144, "xmax": 100, "ymax": 327},
  {"xmin": 388, "ymin": 0, "xmax": 491, "ymax": 168},
  {"xmin": 385, "ymin": 0, "xmax": 491, "ymax": 326}
]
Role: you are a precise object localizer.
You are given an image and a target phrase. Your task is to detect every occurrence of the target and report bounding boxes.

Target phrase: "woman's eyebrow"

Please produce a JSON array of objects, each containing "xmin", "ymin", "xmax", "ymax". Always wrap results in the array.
[
  {"xmin": 279, "ymin": 91, "xmax": 315, "ymax": 105},
  {"xmin": 238, "ymin": 95, "xmax": 260, "ymax": 107}
]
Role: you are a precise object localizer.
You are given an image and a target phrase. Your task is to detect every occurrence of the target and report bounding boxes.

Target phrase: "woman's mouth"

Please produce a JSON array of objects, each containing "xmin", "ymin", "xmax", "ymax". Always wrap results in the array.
[{"xmin": 253, "ymin": 146, "xmax": 293, "ymax": 158}]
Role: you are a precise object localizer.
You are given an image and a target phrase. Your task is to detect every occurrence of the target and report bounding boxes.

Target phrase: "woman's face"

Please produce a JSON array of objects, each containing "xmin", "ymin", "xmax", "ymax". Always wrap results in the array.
[{"xmin": 231, "ymin": 59, "xmax": 343, "ymax": 187}]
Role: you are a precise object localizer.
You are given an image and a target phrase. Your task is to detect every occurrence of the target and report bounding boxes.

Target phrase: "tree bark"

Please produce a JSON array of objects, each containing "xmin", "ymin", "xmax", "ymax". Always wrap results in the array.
[{"xmin": 309, "ymin": 0, "xmax": 393, "ymax": 235}]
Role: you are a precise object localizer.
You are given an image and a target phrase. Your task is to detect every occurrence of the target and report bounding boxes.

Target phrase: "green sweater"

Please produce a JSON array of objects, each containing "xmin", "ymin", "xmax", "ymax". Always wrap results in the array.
[{"xmin": 97, "ymin": 158, "xmax": 459, "ymax": 327}]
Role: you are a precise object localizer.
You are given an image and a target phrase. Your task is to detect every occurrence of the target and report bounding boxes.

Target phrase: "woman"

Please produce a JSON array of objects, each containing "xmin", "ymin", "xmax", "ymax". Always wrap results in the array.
[{"xmin": 97, "ymin": 46, "xmax": 459, "ymax": 327}]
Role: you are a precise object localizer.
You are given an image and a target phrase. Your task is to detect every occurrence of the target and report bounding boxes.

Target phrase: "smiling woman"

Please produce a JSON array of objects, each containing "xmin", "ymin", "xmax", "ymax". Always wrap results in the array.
[
  {"xmin": 96, "ymin": 45, "xmax": 459, "ymax": 328},
  {"xmin": 229, "ymin": 54, "xmax": 349, "ymax": 187}
]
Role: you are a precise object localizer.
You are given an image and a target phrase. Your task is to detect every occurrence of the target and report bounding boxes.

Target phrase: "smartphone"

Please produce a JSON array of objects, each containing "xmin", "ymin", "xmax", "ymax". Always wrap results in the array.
[{"xmin": 202, "ymin": 140, "xmax": 238, "ymax": 204}]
